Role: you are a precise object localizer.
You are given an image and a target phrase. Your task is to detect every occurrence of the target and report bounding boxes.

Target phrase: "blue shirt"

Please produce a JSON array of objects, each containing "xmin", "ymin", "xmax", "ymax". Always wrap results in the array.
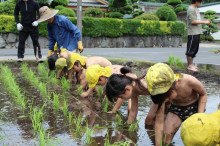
[{"xmin": 47, "ymin": 15, "xmax": 81, "ymax": 51}]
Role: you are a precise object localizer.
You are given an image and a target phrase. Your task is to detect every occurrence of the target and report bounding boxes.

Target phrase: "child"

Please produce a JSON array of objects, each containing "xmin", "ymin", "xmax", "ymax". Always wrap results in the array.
[
  {"xmin": 85, "ymin": 64, "xmax": 148, "ymax": 124},
  {"xmin": 66, "ymin": 53, "xmax": 112, "ymax": 86},
  {"xmin": 145, "ymin": 63, "xmax": 207, "ymax": 145},
  {"xmin": 181, "ymin": 110, "xmax": 220, "ymax": 146}
]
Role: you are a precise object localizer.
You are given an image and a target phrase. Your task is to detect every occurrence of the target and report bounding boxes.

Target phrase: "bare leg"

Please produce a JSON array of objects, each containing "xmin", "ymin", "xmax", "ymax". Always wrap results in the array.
[
  {"xmin": 164, "ymin": 112, "xmax": 182, "ymax": 144},
  {"xmin": 186, "ymin": 55, "xmax": 198, "ymax": 71}
]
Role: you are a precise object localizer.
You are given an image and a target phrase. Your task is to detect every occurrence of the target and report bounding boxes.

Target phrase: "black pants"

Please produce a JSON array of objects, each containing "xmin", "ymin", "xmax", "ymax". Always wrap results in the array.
[
  {"xmin": 185, "ymin": 34, "xmax": 200, "ymax": 58},
  {"xmin": 18, "ymin": 25, "xmax": 42, "ymax": 59}
]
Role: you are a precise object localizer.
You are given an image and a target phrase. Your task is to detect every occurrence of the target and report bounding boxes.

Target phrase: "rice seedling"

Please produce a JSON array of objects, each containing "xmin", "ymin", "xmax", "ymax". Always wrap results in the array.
[
  {"xmin": 111, "ymin": 140, "xmax": 133, "ymax": 146},
  {"xmin": 128, "ymin": 117, "xmax": 141, "ymax": 131},
  {"xmin": 168, "ymin": 55, "xmax": 184, "ymax": 68},
  {"xmin": 97, "ymin": 85, "xmax": 103, "ymax": 99},
  {"xmin": 52, "ymin": 92, "xmax": 60, "ymax": 111},
  {"xmin": 104, "ymin": 97, "xmax": 109, "ymax": 112},
  {"xmin": 115, "ymin": 114, "xmax": 124, "ymax": 126},
  {"xmin": 104, "ymin": 132, "xmax": 111, "ymax": 146},
  {"xmin": 60, "ymin": 77, "xmax": 70, "ymax": 92},
  {"xmin": 38, "ymin": 82, "xmax": 48, "ymax": 97},
  {"xmin": 38, "ymin": 63, "xmax": 48, "ymax": 81},
  {"xmin": 68, "ymin": 112, "xmax": 74, "ymax": 124},
  {"xmin": 209, "ymin": 48, "xmax": 218, "ymax": 53},
  {"xmin": 76, "ymin": 85, "xmax": 83, "ymax": 96},
  {"xmin": 85, "ymin": 123, "xmax": 94, "ymax": 144},
  {"xmin": 30, "ymin": 106, "xmax": 44, "ymax": 132},
  {"xmin": 62, "ymin": 98, "xmax": 68, "ymax": 117},
  {"xmin": 73, "ymin": 113, "xmax": 85, "ymax": 133}
]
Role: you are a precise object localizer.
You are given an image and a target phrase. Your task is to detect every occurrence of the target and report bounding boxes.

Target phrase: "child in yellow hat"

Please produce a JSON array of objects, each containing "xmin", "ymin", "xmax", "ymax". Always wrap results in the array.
[
  {"xmin": 145, "ymin": 63, "xmax": 207, "ymax": 146},
  {"xmin": 181, "ymin": 110, "xmax": 220, "ymax": 146},
  {"xmin": 66, "ymin": 53, "xmax": 112, "ymax": 85}
]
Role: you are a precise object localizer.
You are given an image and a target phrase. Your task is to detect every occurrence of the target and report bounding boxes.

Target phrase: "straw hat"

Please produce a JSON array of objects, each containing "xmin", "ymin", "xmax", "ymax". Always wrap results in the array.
[{"xmin": 37, "ymin": 6, "xmax": 59, "ymax": 23}]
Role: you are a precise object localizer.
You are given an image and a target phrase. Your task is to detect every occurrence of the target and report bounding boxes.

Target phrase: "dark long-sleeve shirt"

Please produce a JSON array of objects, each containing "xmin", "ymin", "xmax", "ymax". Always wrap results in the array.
[{"xmin": 14, "ymin": 0, "xmax": 40, "ymax": 25}]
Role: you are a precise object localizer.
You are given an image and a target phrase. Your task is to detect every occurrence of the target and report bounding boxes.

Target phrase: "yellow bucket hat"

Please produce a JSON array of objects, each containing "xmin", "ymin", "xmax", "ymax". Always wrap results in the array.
[
  {"xmin": 66, "ymin": 53, "xmax": 86, "ymax": 70},
  {"xmin": 145, "ymin": 63, "xmax": 182, "ymax": 95},
  {"xmin": 181, "ymin": 110, "xmax": 220, "ymax": 146},
  {"xmin": 55, "ymin": 58, "xmax": 67, "ymax": 73},
  {"xmin": 86, "ymin": 64, "xmax": 112, "ymax": 88}
]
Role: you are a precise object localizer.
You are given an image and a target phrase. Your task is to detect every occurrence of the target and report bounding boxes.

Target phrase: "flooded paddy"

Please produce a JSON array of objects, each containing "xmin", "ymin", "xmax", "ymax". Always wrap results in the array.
[{"xmin": 0, "ymin": 61, "xmax": 219, "ymax": 146}]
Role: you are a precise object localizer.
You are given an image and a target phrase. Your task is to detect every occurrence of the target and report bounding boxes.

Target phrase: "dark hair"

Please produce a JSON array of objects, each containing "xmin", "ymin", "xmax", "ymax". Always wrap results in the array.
[
  {"xmin": 48, "ymin": 54, "xmax": 58, "ymax": 70},
  {"xmin": 120, "ymin": 66, "xmax": 132, "ymax": 74},
  {"xmin": 191, "ymin": 0, "xmax": 203, "ymax": 4},
  {"xmin": 74, "ymin": 61, "xmax": 86, "ymax": 69},
  {"xmin": 106, "ymin": 72, "xmax": 147, "ymax": 102},
  {"xmin": 150, "ymin": 81, "xmax": 176, "ymax": 108}
]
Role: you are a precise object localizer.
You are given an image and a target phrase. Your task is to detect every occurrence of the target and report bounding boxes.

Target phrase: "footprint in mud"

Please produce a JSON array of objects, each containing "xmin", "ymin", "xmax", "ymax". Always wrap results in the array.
[{"xmin": 68, "ymin": 105, "xmax": 74, "ymax": 112}]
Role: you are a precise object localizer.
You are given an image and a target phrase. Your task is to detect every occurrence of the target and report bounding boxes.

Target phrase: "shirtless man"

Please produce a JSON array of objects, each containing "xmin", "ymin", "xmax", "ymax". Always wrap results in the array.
[{"xmin": 145, "ymin": 63, "xmax": 207, "ymax": 146}]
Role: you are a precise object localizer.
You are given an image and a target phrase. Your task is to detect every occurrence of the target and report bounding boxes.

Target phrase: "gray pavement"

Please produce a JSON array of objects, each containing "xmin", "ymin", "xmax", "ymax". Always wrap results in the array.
[{"xmin": 0, "ymin": 43, "xmax": 219, "ymax": 65}]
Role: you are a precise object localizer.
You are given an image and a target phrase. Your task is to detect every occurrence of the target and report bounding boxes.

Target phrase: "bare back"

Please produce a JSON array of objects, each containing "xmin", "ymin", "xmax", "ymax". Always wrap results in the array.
[{"xmin": 86, "ymin": 56, "xmax": 112, "ymax": 68}]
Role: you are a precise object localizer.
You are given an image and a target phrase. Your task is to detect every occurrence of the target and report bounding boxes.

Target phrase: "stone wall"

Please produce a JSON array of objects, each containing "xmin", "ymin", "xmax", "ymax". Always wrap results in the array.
[{"xmin": 0, "ymin": 33, "xmax": 182, "ymax": 49}]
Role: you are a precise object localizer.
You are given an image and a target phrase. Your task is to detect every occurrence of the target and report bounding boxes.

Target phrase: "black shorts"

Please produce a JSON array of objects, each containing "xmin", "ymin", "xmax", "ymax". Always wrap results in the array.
[{"xmin": 186, "ymin": 34, "xmax": 200, "ymax": 58}]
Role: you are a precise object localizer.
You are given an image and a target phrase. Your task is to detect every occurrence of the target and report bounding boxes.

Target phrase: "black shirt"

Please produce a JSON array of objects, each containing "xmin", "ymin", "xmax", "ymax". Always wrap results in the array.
[{"xmin": 14, "ymin": 0, "xmax": 40, "ymax": 25}]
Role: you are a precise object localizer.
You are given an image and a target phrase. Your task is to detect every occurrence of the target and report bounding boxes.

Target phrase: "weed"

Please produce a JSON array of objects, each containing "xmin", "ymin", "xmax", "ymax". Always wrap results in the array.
[
  {"xmin": 85, "ymin": 123, "xmax": 94, "ymax": 144},
  {"xmin": 209, "ymin": 48, "xmax": 218, "ymax": 53},
  {"xmin": 168, "ymin": 55, "xmax": 184, "ymax": 68}
]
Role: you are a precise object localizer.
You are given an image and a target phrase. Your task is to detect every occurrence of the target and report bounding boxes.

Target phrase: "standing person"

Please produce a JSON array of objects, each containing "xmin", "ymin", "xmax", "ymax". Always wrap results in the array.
[
  {"xmin": 186, "ymin": 0, "xmax": 211, "ymax": 71},
  {"xmin": 14, "ymin": 0, "xmax": 42, "ymax": 62},
  {"xmin": 145, "ymin": 63, "xmax": 207, "ymax": 146},
  {"xmin": 37, "ymin": 6, "xmax": 83, "ymax": 57}
]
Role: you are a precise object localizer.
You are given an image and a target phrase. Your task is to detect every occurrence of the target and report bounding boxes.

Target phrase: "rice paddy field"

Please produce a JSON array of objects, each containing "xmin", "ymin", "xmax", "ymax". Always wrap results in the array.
[{"xmin": 0, "ymin": 61, "xmax": 219, "ymax": 146}]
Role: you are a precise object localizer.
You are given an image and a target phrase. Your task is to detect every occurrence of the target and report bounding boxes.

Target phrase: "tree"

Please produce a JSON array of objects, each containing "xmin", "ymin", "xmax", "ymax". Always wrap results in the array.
[
  {"xmin": 37, "ymin": 0, "xmax": 53, "ymax": 7},
  {"xmin": 51, "ymin": 0, "xmax": 68, "ymax": 8},
  {"xmin": 109, "ymin": 0, "xmax": 133, "ymax": 14},
  {"xmin": 202, "ymin": 10, "xmax": 219, "ymax": 41}
]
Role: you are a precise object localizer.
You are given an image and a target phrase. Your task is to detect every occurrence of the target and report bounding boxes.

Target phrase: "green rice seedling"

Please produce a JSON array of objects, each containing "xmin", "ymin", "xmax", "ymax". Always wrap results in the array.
[
  {"xmin": 85, "ymin": 123, "xmax": 94, "ymax": 144},
  {"xmin": 38, "ymin": 63, "xmax": 48, "ymax": 81},
  {"xmin": 21, "ymin": 64, "xmax": 39, "ymax": 87},
  {"xmin": 104, "ymin": 97, "xmax": 109, "ymax": 113},
  {"xmin": 97, "ymin": 85, "xmax": 103, "ymax": 99},
  {"xmin": 168, "ymin": 55, "xmax": 184, "ymax": 68},
  {"xmin": 115, "ymin": 114, "xmax": 124, "ymax": 126},
  {"xmin": 73, "ymin": 113, "xmax": 85, "ymax": 133},
  {"xmin": 111, "ymin": 140, "xmax": 133, "ymax": 146},
  {"xmin": 128, "ymin": 117, "xmax": 141, "ymax": 131},
  {"xmin": 76, "ymin": 85, "xmax": 83, "ymax": 96},
  {"xmin": 38, "ymin": 82, "xmax": 48, "ymax": 97},
  {"xmin": 68, "ymin": 112, "xmax": 74, "ymax": 124},
  {"xmin": 62, "ymin": 98, "xmax": 68, "ymax": 117},
  {"xmin": 61, "ymin": 77, "xmax": 70, "ymax": 92},
  {"xmin": 39, "ymin": 128, "xmax": 46, "ymax": 146},
  {"xmin": 168, "ymin": 55, "xmax": 175, "ymax": 66},
  {"xmin": 30, "ymin": 106, "xmax": 44, "ymax": 132},
  {"xmin": 52, "ymin": 92, "xmax": 60, "ymax": 111},
  {"xmin": 104, "ymin": 131, "xmax": 111, "ymax": 146}
]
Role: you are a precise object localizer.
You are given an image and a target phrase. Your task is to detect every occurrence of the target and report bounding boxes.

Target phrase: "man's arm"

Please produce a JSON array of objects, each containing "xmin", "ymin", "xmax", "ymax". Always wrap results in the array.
[
  {"xmin": 35, "ymin": 2, "xmax": 40, "ymax": 20},
  {"xmin": 14, "ymin": 3, "xmax": 20, "ymax": 24},
  {"xmin": 155, "ymin": 102, "xmax": 165, "ymax": 146},
  {"xmin": 47, "ymin": 24, "xmax": 56, "ymax": 51},
  {"xmin": 189, "ymin": 76, "xmax": 207, "ymax": 113},
  {"xmin": 191, "ymin": 20, "xmax": 211, "ymax": 25}
]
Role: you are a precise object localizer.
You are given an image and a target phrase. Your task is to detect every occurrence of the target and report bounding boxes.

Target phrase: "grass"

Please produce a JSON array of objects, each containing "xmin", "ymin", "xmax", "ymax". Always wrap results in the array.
[
  {"xmin": 128, "ymin": 117, "xmax": 141, "ymax": 131},
  {"xmin": 168, "ymin": 55, "xmax": 184, "ymax": 68},
  {"xmin": 208, "ymin": 48, "xmax": 218, "ymax": 53},
  {"xmin": 52, "ymin": 92, "xmax": 60, "ymax": 111},
  {"xmin": 30, "ymin": 106, "xmax": 44, "ymax": 132},
  {"xmin": 85, "ymin": 123, "xmax": 94, "ymax": 144},
  {"xmin": 0, "ymin": 65, "xmax": 27, "ymax": 109}
]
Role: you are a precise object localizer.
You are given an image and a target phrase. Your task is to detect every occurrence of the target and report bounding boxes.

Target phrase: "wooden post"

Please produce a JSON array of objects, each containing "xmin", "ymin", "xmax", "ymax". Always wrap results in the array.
[{"xmin": 77, "ymin": 0, "xmax": 82, "ymax": 53}]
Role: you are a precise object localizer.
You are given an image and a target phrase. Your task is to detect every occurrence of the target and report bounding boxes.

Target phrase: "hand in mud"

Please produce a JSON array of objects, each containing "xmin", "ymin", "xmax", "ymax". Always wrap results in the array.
[
  {"xmin": 81, "ymin": 92, "xmax": 89, "ymax": 98},
  {"xmin": 107, "ymin": 110, "xmax": 116, "ymax": 114}
]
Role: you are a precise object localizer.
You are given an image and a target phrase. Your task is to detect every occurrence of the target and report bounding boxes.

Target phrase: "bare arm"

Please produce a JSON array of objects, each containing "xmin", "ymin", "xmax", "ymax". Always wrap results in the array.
[
  {"xmin": 127, "ymin": 96, "xmax": 138, "ymax": 124},
  {"xmin": 107, "ymin": 98, "xmax": 124, "ymax": 113},
  {"xmin": 145, "ymin": 103, "xmax": 158, "ymax": 125},
  {"xmin": 191, "ymin": 20, "xmax": 211, "ymax": 25},
  {"xmin": 81, "ymin": 87, "xmax": 94, "ymax": 98},
  {"xmin": 155, "ymin": 102, "xmax": 165, "ymax": 146}
]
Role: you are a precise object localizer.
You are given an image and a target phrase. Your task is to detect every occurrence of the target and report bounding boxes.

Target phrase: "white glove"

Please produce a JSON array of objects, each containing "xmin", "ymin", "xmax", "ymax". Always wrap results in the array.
[
  {"xmin": 17, "ymin": 23, "xmax": 23, "ymax": 31},
  {"xmin": 32, "ymin": 21, "xmax": 38, "ymax": 27}
]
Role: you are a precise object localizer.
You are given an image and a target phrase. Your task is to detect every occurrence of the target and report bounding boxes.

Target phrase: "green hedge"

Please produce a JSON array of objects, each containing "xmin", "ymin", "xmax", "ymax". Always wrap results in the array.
[{"xmin": 0, "ymin": 15, "xmax": 186, "ymax": 37}]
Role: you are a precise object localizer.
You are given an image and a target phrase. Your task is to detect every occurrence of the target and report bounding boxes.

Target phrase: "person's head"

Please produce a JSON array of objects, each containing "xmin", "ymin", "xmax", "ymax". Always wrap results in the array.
[
  {"xmin": 66, "ymin": 53, "xmax": 86, "ymax": 72},
  {"xmin": 181, "ymin": 110, "xmax": 220, "ymax": 146},
  {"xmin": 48, "ymin": 54, "xmax": 59, "ymax": 70},
  {"xmin": 145, "ymin": 63, "xmax": 182, "ymax": 107},
  {"xmin": 86, "ymin": 64, "xmax": 112, "ymax": 88},
  {"xmin": 37, "ymin": 6, "xmax": 59, "ymax": 23},
  {"xmin": 106, "ymin": 67, "xmax": 146, "ymax": 102},
  {"xmin": 55, "ymin": 58, "xmax": 67, "ymax": 79},
  {"xmin": 191, "ymin": 0, "xmax": 203, "ymax": 6}
]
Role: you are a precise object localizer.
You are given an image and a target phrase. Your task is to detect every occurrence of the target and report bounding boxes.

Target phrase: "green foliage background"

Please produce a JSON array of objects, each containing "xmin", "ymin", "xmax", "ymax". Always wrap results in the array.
[{"xmin": 0, "ymin": 15, "xmax": 185, "ymax": 37}]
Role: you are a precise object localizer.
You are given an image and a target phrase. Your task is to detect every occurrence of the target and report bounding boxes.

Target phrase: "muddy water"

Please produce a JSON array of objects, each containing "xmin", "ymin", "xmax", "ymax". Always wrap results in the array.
[{"xmin": 0, "ymin": 61, "xmax": 219, "ymax": 146}]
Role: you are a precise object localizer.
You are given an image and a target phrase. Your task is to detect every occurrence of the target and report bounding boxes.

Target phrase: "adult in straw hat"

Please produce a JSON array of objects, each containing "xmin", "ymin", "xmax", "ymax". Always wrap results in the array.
[
  {"xmin": 14, "ymin": 0, "xmax": 43, "ymax": 62},
  {"xmin": 38, "ymin": 6, "xmax": 83, "ymax": 58},
  {"xmin": 145, "ymin": 63, "xmax": 207, "ymax": 146}
]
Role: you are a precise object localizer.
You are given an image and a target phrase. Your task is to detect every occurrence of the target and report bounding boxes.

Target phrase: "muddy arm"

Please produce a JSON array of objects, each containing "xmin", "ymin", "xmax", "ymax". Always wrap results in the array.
[
  {"xmin": 81, "ymin": 87, "xmax": 94, "ymax": 98},
  {"xmin": 145, "ymin": 103, "xmax": 158, "ymax": 125},
  {"xmin": 155, "ymin": 103, "xmax": 165, "ymax": 146},
  {"xmin": 127, "ymin": 96, "xmax": 138, "ymax": 124},
  {"xmin": 107, "ymin": 98, "xmax": 124, "ymax": 113}
]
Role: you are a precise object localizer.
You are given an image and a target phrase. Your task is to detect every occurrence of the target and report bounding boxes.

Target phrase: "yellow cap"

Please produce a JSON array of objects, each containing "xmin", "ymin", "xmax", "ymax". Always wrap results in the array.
[
  {"xmin": 61, "ymin": 48, "xmax": 68, "ymax": 53},
  {"xmin": 66, "ymin": 53, "xmax": 86, "ymax": 70},
  {"xmin": 86, "ymin": 64, "xmax": 112, "ymax": 88},
  {"xmin": 181, "ymin": 110, "xmax": 220, "ymax": 146},
  {"xmin": 145, "ymin": 63, "xmax": 182, "ymax": 95},
  {"xmin": 55, "ymin": 58, "xmax": 67, "ymax": 73}
]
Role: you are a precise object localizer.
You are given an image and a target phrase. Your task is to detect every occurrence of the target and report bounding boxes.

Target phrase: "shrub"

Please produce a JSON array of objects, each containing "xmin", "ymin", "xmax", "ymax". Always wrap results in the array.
[
  {"xmin": 205, "ymin": 35, "xmax": 214, "ymax": 41},
  {"xmin": 134, "ymin": 13, "xmax": 159, "ymax": 21},
  {"xmin": 174, "ymin": 4, "xmax": 187, "ymax": 13},
  {"xmin": 51, "ymin": 0, "xmax": 68, "ymax": 8},
  {"xmin": 55, "ymin": 5, "xmax": 65, "ymax": 10},
  {"xmin": 204, "ymin": 10, "xmax": 216, "ymax": 15},
  {"xmin": 106, "ymin": 12, "xmax": 123, "ymax": 18},
  {"xmin": 83, "ymin": 7, "xmax": 104, "ymax": 17},
  {"xmin": 57, "ymin": 8, "xmax": 76, "ymax": 17},
  {"xmin": 37, "ymin": 0, "xmax": 51, "ymax": 7},
  {"xmin": 133, "ymin": 10, "xmax": 144, "ymax": 18},
  {"xmin": 132, "ymin": 4, "xmax": 141, "ymax": 9},
  {"xmin": 156, "ymin": 6, "xmax": 177, "ymax": 21},
  {"xmin": 167, "ymin": 0, "xmax": 182, "ymax": 6},
  {"xmin": 0, "ymin": 1, "xmax": 15, "ymax": 15}
]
